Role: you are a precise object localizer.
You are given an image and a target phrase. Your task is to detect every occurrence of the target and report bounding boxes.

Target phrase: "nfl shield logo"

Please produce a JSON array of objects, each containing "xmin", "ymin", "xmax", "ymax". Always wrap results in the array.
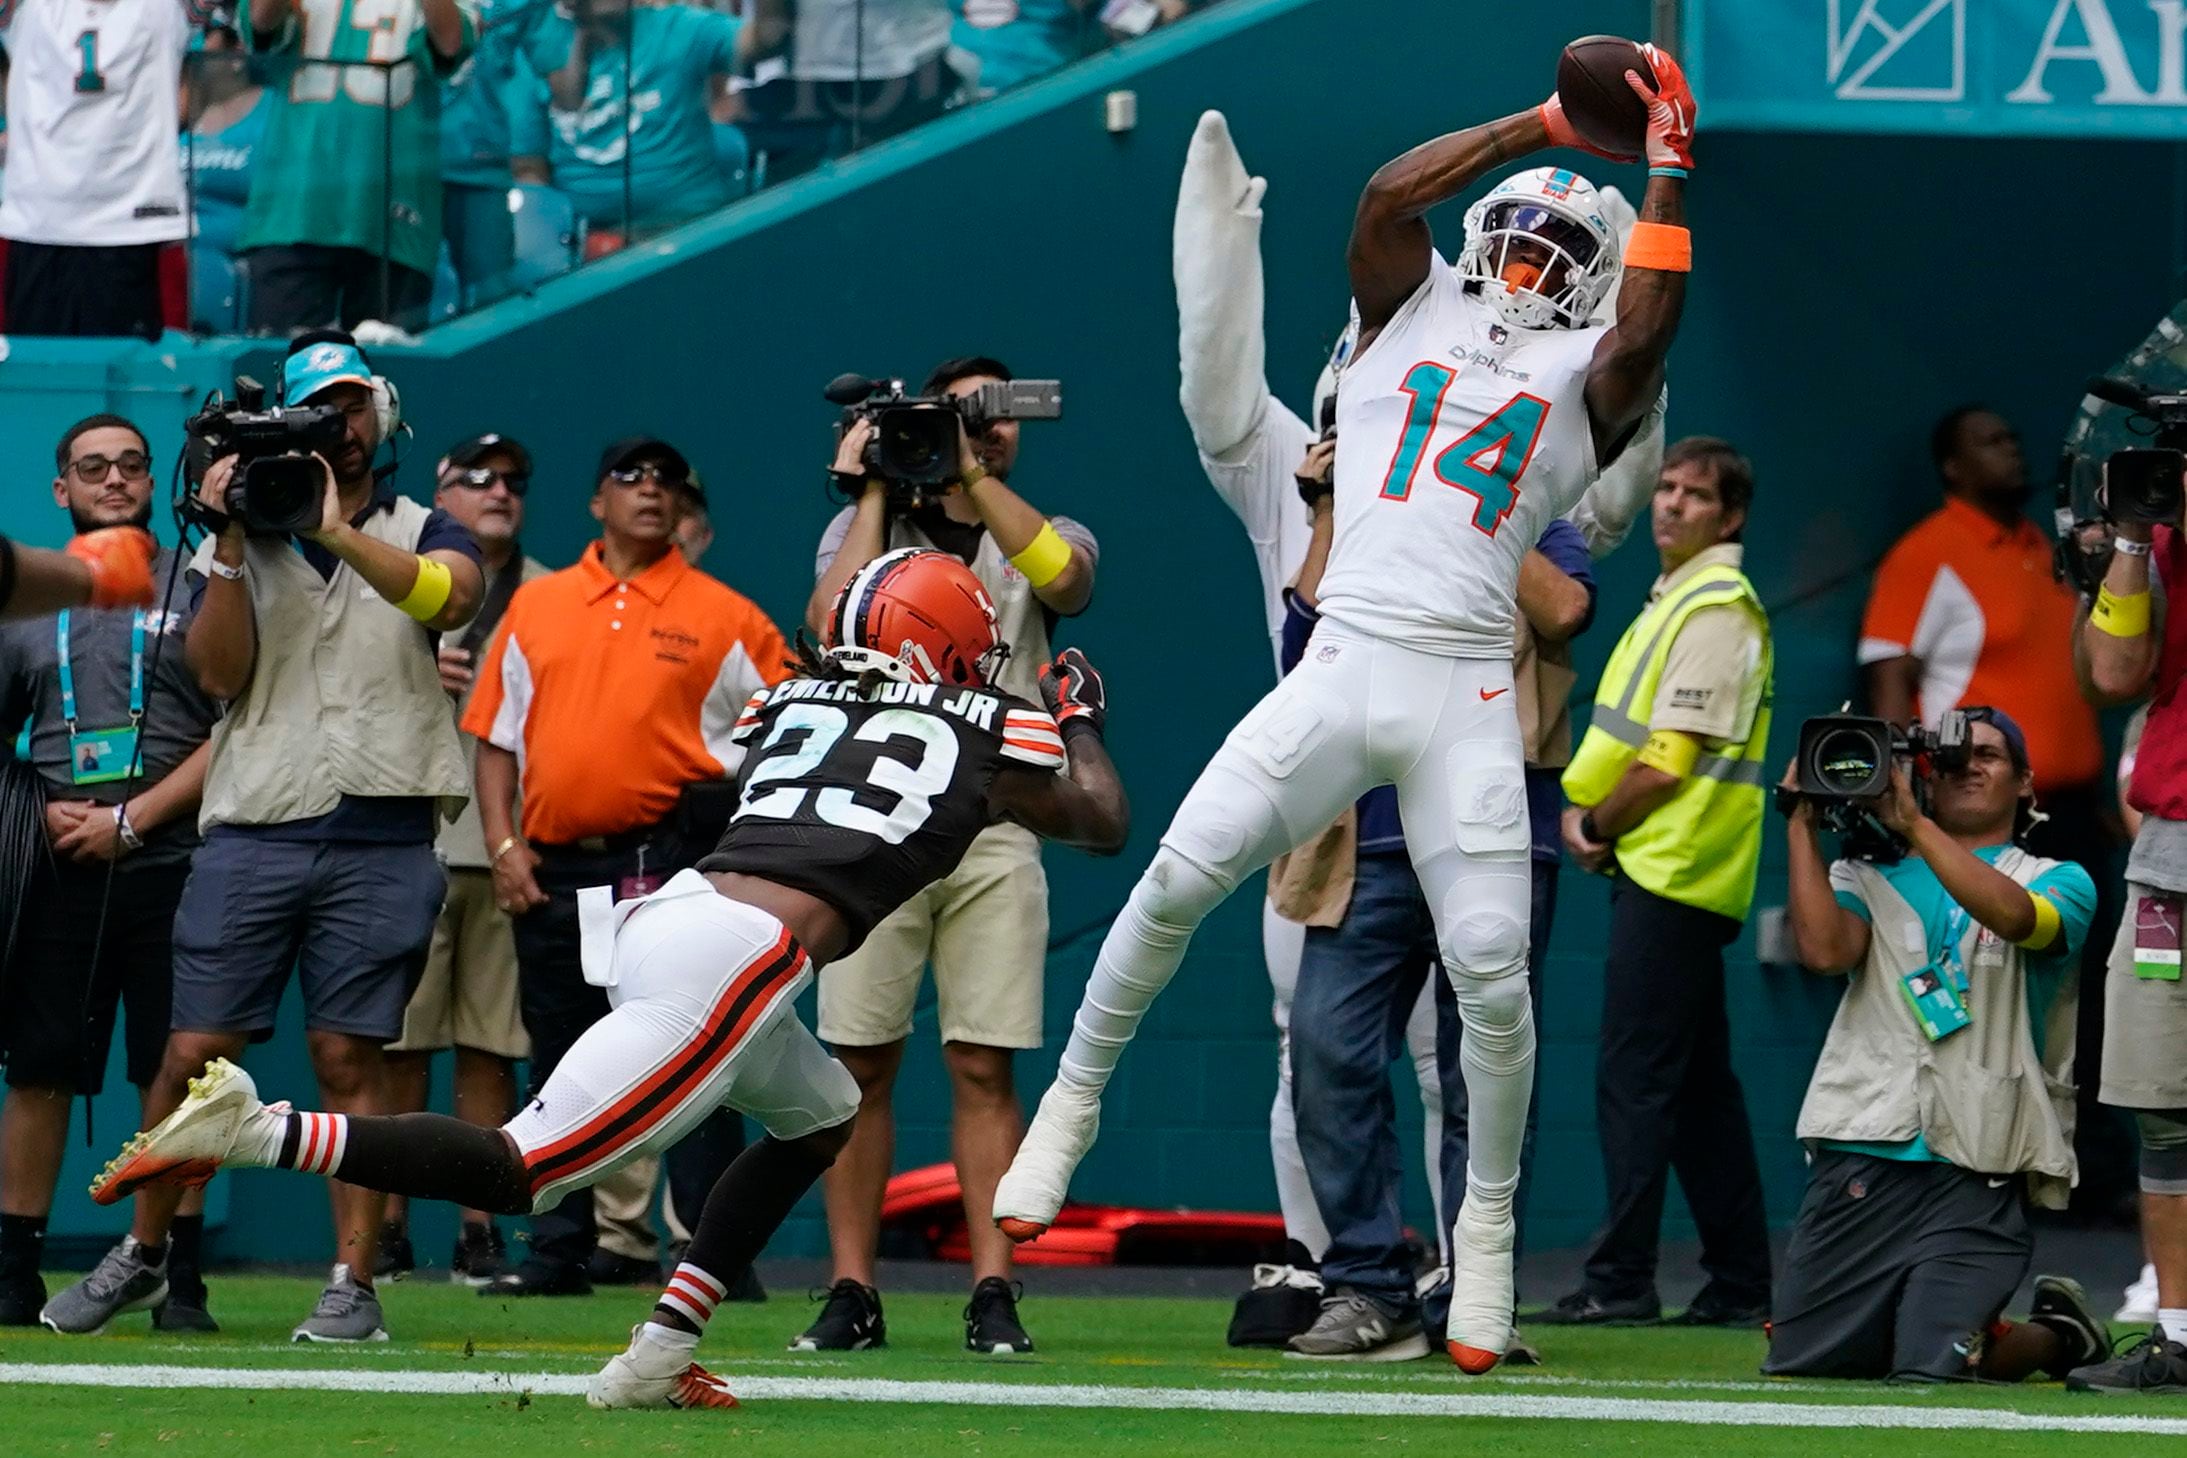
[{"xmin": 1488, "ymin": 324, "xmax": 1509, "ymax": 345}]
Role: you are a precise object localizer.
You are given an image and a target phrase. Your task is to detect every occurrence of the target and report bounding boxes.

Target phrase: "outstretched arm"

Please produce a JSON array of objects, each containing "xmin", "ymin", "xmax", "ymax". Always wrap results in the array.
[
  {"xmin": 1584, "ymin": 45, "xmax": 1696, "ymax": 460},
  {"xmin": 1176, "ymin": 111, "xmax": 1274, "ymax": 461},
  {"xmin": 1348, "ymin": 111, "xmax": 1549, "ymax": 349}
]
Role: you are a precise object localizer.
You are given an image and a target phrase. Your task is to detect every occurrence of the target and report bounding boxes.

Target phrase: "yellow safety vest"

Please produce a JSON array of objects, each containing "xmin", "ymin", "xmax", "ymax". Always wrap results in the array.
[{"xmin": 1561, "ymin": 562, "xmax": 1773, "ymax": 920}]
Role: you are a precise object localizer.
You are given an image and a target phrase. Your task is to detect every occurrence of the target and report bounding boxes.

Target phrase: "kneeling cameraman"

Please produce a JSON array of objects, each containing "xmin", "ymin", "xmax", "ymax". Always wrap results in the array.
[{"xmin": 1768, "ymin": 709, "xmax": 2107, "ymax": 1383}]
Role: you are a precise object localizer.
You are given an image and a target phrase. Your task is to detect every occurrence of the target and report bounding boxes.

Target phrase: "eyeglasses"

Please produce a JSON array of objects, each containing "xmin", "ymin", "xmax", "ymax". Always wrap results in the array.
[
  {"xmin": 608, "ymin": 462, "xmax": 687, "ymax": 489},
  {"xmin": 445, "ymin": 466, "xmax": 530, "ymax": 497},
  {"xmin": 69, "ymin": 451, "xmax": 152, "ymax": 483}
]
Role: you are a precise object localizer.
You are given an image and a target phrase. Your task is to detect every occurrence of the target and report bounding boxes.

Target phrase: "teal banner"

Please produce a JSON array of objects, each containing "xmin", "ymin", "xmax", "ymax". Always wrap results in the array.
[{"xmin": 1690, "ymin": 0, "xmax": 2187, "ymax": 137}]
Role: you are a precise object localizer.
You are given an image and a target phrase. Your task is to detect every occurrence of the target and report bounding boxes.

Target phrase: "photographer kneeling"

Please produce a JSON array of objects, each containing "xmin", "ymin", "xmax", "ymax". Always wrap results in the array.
[{"xmin": 1768, "ymin": 709, "xmax": 2107, "ymax": 1383}]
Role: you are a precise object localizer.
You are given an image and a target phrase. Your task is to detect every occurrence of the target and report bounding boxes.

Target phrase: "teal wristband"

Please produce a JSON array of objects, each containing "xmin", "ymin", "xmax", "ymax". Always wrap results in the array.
[{"xmin": 1649, "ymin": 165, "xmax": 1690, "ymax": 179}]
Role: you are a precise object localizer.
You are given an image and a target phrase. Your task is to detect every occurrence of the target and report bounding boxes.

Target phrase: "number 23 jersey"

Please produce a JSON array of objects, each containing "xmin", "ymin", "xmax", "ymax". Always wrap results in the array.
[
  {"xmin": 696, "ymin": 676, "xmax": 1067, "ymax": 953},
  {"xmin": 1317, "ymin": 263, "xmax": 1606, "ymax": 660}
]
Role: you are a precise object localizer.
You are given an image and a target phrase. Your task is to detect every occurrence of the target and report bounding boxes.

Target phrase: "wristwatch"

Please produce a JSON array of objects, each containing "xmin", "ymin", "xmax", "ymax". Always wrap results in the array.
[{"xmin": 113, "ymin": 804, "xmax": 143, "ymax": 853}]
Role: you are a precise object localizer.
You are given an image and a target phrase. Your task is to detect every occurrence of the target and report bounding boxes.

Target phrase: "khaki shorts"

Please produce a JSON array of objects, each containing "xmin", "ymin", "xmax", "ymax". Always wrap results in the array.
[
  {"xmin": 2102, "ymin": 882, "xmax": 2187, "ymax": 1109},
  {"xmin": 388, "ymin": 866, "xmax": 531, "ymax": 1059},
  {"xmin": 819, "ymin": 823, "xmax": 1048, "ymax": 1050}
]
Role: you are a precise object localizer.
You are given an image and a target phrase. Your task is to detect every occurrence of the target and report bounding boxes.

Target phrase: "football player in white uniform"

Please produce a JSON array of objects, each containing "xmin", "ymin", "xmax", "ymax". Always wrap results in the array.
[
  {"xmin": 1173, "ymin": 110, "xmax": 1667, "ymax": 1331},
  {"xmin": 1001, "ymin": 51, "xmax": 1698, "ymax": 1371}
]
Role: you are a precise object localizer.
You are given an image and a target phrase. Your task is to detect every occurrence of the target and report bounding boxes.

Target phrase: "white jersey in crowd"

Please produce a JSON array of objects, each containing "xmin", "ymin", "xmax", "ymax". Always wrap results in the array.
[
  {"xmin": 0, "ymin": 0, "xmax": 201, "ymax": 247},
  {"xmin": 1318, "ymin": 263, "xmax": 1604, "ymax": 659}
]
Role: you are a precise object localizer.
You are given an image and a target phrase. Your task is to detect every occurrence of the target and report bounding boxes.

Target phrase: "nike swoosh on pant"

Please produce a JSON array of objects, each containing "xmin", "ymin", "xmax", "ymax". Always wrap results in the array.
[{"xmin": 1479, "ymin": 688, "xmax": 1509, "ymax": 701}]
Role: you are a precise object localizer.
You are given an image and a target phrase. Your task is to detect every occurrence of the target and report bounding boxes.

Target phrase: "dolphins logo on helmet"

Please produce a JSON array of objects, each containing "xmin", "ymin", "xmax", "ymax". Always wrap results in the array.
[
  {"xmin": 823, "ymin": 547, "xmax": 1008, "ymax": 687},
  {"xmin": 1458, "ymin": 167, "xmax": 1619, "ymax": 331}
]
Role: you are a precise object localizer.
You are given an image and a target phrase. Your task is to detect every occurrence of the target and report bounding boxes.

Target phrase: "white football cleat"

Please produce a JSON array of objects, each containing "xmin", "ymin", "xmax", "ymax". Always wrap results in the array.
[
  {"xmin": 587, "ymin": 1327, "xmax": 740, "ymax": 1410},
  {"xmin": 1444, "ymin": 1200, "xmax": 1516, "ymax": 1374},
  {"xmin": 91, "ymin": 1058, "xmax": 284, "ymax": 1206},
  {"xmin": 992, "ymin": 1080, "xmax": 1101, "ymax": 1241}
]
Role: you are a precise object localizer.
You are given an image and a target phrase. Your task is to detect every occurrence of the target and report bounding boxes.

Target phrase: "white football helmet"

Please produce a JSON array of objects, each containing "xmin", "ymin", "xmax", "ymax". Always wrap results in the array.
[{"xmin": 1458, "ymin": 167, "xmax": 1619, "ymax": 331}]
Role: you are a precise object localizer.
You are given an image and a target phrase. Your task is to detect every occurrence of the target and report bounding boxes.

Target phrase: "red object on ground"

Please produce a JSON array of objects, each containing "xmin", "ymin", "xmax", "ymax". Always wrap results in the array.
[{"xmin": 882, "ymin": 1164, "xmax": 1289, "ymax": 1268}]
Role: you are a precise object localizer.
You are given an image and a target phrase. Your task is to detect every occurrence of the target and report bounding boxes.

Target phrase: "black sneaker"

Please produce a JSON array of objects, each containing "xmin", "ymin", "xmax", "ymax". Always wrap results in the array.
[
  {"xmin": 789, "ymin": 1279, "xmax": 885, "ymax": 1351},
  {"xmin": 2067, "ymin": 1329, "xmax": 2187, "ymax": 1395},
  {"xmin": 0, "ymin": 1263, "xmax": 45, "ymax": 1327},
  {"xmin": 965, "ymin": 1276, "xmax": 1034, "ymax": 1355},
  {"xmin": 451, "ymin": 1224, "xmax": 507, "ymax": 1287},
  {"xmin": 2027, "ymin": 1274, "xmax": 2108, "ymax": 1376},
  {"xmin": 152, "ymin": 1289, "xmax": 220, "ymax": 1333},
  {"xmin": 587, "ymin": 1249, "xmax": 660, "ymax": 1287},
  {"xmin": 1527, "ymin": 1289, "xmax": 1661, "ymax": 1326},
  {"xmin": 482, "ymin": 1258, "xmax": 591, "ymax": 1298},
  {"xmin": 1663, "ymin": 1286, "xmax": 1770, "ymax": 1328},
  {"xmin": 372, "ymin": 1222, "xmax": 414, "ymax": 1282},
  {"xmin": 1228, "ymin": 1262, "xmax": 1325, "ymax": 1348}
]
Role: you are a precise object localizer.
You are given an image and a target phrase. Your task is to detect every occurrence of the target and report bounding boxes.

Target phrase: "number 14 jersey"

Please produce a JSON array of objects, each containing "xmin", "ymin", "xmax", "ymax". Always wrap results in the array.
[
  {"xmin": 696, "ymin": 676, "xmax": 1066, "ymax": 953},
  {"xmin": 1318, "ymin": 264, "xmax": 1605, "ymax": 660}
]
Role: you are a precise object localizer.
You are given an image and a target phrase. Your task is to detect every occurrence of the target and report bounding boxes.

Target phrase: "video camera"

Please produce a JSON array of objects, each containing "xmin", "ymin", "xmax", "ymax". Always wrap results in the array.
[
  {"xmin": 2055, "ymin": 374, "xmax": 2187, "ymax": 592},
  {"xmin": 824, "ymin": 373, "xmax": 1062, "ymax": 503},
  {"xmin": 182, "ymin": 376, "xmax": 345, "ymax": 536},
  {"xmin": 1780, "ymin": 709, "xmax": 1971, "ymax": 860}
]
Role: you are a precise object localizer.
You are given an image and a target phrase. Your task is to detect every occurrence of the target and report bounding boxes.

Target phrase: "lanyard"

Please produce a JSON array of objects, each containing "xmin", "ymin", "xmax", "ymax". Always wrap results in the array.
[
  {"xmin": 1938, "ymin": 900, "xmax": 1972, "ymax": 995},
  {"xmin": 56, "ymin": 608, "xmax": 147, "ymax": 733}
]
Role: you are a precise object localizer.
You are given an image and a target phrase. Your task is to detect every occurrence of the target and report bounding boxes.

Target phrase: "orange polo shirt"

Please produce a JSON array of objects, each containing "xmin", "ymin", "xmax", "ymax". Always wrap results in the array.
[
  {"xmin": 463, "ymin": 541, "xmax": 791, "ymax": 843},
  {"xmin": 1857, "ymin": 496, "xmax": 2101, "ymax": 792}
]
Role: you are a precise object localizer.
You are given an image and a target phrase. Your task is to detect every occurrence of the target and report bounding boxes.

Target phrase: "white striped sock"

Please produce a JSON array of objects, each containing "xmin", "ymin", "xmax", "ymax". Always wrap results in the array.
[{"xmin": 656, "ymin": 1263, "xmax": 729, "ymax": 1330}]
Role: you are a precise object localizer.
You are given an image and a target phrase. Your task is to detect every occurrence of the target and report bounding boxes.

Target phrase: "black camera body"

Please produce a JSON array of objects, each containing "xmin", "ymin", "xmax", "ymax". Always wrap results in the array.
[
  {"xmin": 824, "ymin": 373, "xmax": 1062, "ymax": 501},
  {"xmin": 1785, "ymin": 710, "xmax": 1970, "ymax": 859},
  {"xmin": 183, "ymin": 376, "xmax": 345, "ymax": 536}
]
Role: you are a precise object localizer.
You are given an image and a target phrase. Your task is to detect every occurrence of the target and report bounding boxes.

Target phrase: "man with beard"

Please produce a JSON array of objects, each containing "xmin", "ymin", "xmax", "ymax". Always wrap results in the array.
[
  {"xmin": 43, "ymin": 331, "xmax": 486, "ymax": 1343},
  {"xmin": 0, "ymin": 416, "xmax": 219, "ymax": 1330},
  {"xmin": 1859, "ymin": 405, "xmax": 2124, "ymax": 1210}
]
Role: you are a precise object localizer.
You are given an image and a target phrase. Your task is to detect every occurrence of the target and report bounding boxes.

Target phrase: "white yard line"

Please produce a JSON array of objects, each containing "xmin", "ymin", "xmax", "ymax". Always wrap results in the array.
[{"xmin": 3, "ymin": 1362, "xmax": 2184, "ymax": 1433}]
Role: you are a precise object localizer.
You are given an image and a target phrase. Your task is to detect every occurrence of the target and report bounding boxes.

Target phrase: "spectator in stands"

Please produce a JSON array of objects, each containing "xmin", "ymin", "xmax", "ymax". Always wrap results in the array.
[
  {"xmin": 184, "ymin": 27, "xmax": 269, "ymax": 276},
  {"xmin": 1274, "ymin": 436, "xmax": 1595, "ymax": 1362},
  {"xmin": 237, "ymin": 0, "xmax": 474, "ymax": 332},
  {"xmin": 42, "ymin": 332, "xmax": 484, "ymax": 1343},
  {"xmin": 0, "ymin": 0, "xmax": 198, "ymax": 338},
  {"xmin": 951, "ymin": 0, "xmax": 1096, "ymax": 96},
  {"xmin": 674, "ymin": 472, "xmax": 713, "ymax": 565},
  {"xmin": 1545, "ymin": 438, "xmax": 1775, "ymax": 1329},
  {"xmin": 0, "ymin": 416, "xmax": 219, "ymax": 1331},
  {"xmin": 743, "ymin": 0, "xmax": 959, "ymax": 177},
  {"xmin": 377, "ymin": 434, "xmax": 550, "ymax": 1284},
  {"xmin": 440, "ymin": 0, "xmax": 547, "ymax": 309},
  {"xmin": 1768, "ymin": 709, "xmax": 2110, "ymax": 1384},
  {"xmin": 1861, "ymin": 405, "xmax": 2127, "ymax": 1209},
  {"xmin": 462, "ymin": 435, "xmax": 789, "ymax": 1297},
  {"xmin": 511, "ymin": 0, "xmax": 784, "ymax": 249},
  {"xmin": 800, "ymin": 355, "xmax": 1096, "ymax": 1356}
]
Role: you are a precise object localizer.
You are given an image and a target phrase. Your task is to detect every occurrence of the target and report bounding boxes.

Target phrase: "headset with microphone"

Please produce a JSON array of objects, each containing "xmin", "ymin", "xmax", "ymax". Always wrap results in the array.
[{"xmin": 276, "ymin": 328, "xmax": 406, "ymax": 461}]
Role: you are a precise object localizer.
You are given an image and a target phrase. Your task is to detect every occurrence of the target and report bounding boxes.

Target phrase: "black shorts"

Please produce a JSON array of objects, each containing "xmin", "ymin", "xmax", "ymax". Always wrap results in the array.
[
  {"xmin": 241, "ymin": 243, "xmax": 432, "ymax": 334},
  {"xmin": 1763, "ymin": 1150, "xmax": 2032, "ymax": 1381},
  {"xmin": 0, "ymin": 239, "xmax": 183, "ymax": 340},
  {"xmin": 1, "ymin": 858, "xmax": 190, "ymax": 1094}
]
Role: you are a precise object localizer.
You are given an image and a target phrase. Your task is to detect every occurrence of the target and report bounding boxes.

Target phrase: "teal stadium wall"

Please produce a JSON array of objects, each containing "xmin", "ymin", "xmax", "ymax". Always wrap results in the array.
[{"xmin": 3, "ymin": 0, "xmax": 2176, "ymax": 1265}]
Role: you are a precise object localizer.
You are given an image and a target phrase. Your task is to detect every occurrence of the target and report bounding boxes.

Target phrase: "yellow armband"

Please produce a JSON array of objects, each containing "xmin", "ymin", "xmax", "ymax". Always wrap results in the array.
[
  {"xmin": 1010, "ymin": 521, "xmax": 1074, "ymax": 590},
  {"xmin": 396, "ymin": 555, "xmax": 454, "ymax": 623},
  {"xmin": 2015, "ymin": 892, "xmax": 2063, "ymax": 952},
  {"xmin": 1636, "ymin": 729, "xmax": 1700, "ymax": 778},
  {"xmin": 2093, "ymin": 586, "xmax": 2152, "ymax": 638}
]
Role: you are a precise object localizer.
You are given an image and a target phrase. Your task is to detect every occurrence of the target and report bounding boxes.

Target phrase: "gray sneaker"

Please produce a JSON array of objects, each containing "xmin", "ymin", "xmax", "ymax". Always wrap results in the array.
[
  {"xmin": 291, "ymin": 1265, "xmax": 389, "ymax": 1344},
  {"xmin": 39, "ymin": 1237, "xmax": 169, "ymax": 1335},
  {"xmin": 1285, "ymin": 1291, "xmax": 1430, "ymax": 1362}
]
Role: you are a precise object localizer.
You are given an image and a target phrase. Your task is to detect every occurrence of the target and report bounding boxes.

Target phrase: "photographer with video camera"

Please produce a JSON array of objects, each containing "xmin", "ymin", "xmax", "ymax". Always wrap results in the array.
[
  {"xmin": 2073, "ymin": 392, "xmax": 2187, "ymax": 1393},
  {"xmin": 1767, "ymin": 707, "xmax": 2108, "ymax": 1383},
  {"xmin": 44, "ymin": 330, "xmax": 485, "ymax": 1345},
  {"xmin": 798, "ymin": 355, "xmax": 1095, "ymax": 1355}
]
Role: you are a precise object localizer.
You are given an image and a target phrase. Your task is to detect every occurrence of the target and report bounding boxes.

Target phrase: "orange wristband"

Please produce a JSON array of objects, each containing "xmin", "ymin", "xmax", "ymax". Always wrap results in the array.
[{"xmin": 1623, "ymin": 221, "xmax": 1692, "ymax": 273}]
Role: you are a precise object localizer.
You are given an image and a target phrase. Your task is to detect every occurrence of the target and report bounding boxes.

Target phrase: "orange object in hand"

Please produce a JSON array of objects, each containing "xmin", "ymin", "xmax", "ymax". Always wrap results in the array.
[{"xmin": 64, "ymin": 527, "xmax": 157, "ymax": 609}]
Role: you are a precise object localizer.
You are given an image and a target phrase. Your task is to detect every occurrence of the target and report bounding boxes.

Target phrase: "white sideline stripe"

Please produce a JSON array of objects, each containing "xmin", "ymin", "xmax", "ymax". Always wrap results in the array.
[{"xmin": 5, "ymin": 1363, "xmax": 2187, "ymax": 1433}]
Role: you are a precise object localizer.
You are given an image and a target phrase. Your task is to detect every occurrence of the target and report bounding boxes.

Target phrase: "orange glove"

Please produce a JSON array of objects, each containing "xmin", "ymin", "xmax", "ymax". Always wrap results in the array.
[
  {"xmin": 64, "ymin": 527, "xmax": 157, "ymax": 609},
  {"xmin": 1627, "ymin": 42, "xmax": 1697, "ymax": 174},
  {"xmin": 1536, "ymin": 93, "xmax": 1636, "ymax": 163}
]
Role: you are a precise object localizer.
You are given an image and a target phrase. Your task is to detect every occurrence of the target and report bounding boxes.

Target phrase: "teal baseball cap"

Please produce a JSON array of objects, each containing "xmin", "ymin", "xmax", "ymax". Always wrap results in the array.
[{"xmin": 282, "ymin": 336, "xmax": 374, "ymax": 407}]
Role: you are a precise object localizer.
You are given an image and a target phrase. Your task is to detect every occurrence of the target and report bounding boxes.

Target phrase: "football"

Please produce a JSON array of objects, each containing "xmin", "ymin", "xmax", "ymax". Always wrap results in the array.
[{"xmin": 1555, "ymin": 34, "xmax": 1655, "ymax": 160}]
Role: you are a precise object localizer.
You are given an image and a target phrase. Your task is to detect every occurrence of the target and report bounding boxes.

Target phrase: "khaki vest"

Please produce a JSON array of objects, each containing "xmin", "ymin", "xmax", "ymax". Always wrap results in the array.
[
  {"xmin": 197, "ymin": 497, "xmax": 474, "ymax": 831},
  {"xmin": 1798, "ymin": 848, "xmax": 2081, "ymax": 1209},
  {"xmin": 438, "ymin": 554, "xmax": 552, "ymax": 868},
  {"xmin": 1514, "ymin": 616, "xmax": 1576, "ymax": 770},
  {"xmin": 891, "ymin": 518, "xmax": 1052, "ymax": 703}
]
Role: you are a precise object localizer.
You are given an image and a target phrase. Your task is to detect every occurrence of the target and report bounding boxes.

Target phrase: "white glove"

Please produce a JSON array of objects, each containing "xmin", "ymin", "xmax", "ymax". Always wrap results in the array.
[
  {"xmin": 1176, "ymin": 110, "xmax": 1272, "ymax": 461},
  {"xmin": 993, "ymin": 1078, "xmax": 1103, "ymax": 1241}
]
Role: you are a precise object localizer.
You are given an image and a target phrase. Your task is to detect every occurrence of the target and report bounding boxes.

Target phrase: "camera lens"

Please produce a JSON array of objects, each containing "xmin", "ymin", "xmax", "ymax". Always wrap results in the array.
[{"xmin": 1809, "ymin": 726, "xmax": 1884, "ymax": 796}]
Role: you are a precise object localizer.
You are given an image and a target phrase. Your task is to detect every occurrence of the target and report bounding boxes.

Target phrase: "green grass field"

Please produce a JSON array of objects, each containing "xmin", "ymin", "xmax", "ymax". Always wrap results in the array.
[{"xmin": 4, "ymin": 1275, "xmax": 2185, "ymax": 1456}]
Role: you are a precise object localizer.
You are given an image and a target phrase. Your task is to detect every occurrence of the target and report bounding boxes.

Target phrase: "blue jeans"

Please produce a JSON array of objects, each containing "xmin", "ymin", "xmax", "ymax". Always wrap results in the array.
[{"xmin": 1291, "ymin": 851, "xmax": 1558, "ymax": 1311}]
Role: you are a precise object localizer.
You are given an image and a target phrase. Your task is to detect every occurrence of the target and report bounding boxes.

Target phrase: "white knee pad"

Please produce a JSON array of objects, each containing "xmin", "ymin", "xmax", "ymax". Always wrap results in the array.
[
  {"xmin": 1443, "ymin": 908, "xmax": 1533, "ymax": 1080},
  {"xmin": 1439, "ymin": 904, "xmax": 1529, "ymax": 987}
]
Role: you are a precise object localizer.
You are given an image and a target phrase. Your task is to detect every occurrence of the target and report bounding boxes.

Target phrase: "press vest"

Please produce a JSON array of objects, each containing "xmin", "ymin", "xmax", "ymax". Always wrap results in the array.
[
  {"xmin": 196, "ymin": 497, "xmax": 473, "ymax": 831},
  {"xmin": 1562, "ymin": 560, "xmax": 1773, "ymax": 919},
  {"xmin": 1797, "ymin": 849, "xmax": 2080, "ymax": 1208},
  {"xmin": 1515, "ymin": 616, "xmax": 1576, "ymax": 770},
  {"xmin": 438, "ymin": 553, "xmax": 551, "ymax": 868},
  {"xmin": 2129, "ymin": 524, "xmax": 2187, "ymax": 823}
]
